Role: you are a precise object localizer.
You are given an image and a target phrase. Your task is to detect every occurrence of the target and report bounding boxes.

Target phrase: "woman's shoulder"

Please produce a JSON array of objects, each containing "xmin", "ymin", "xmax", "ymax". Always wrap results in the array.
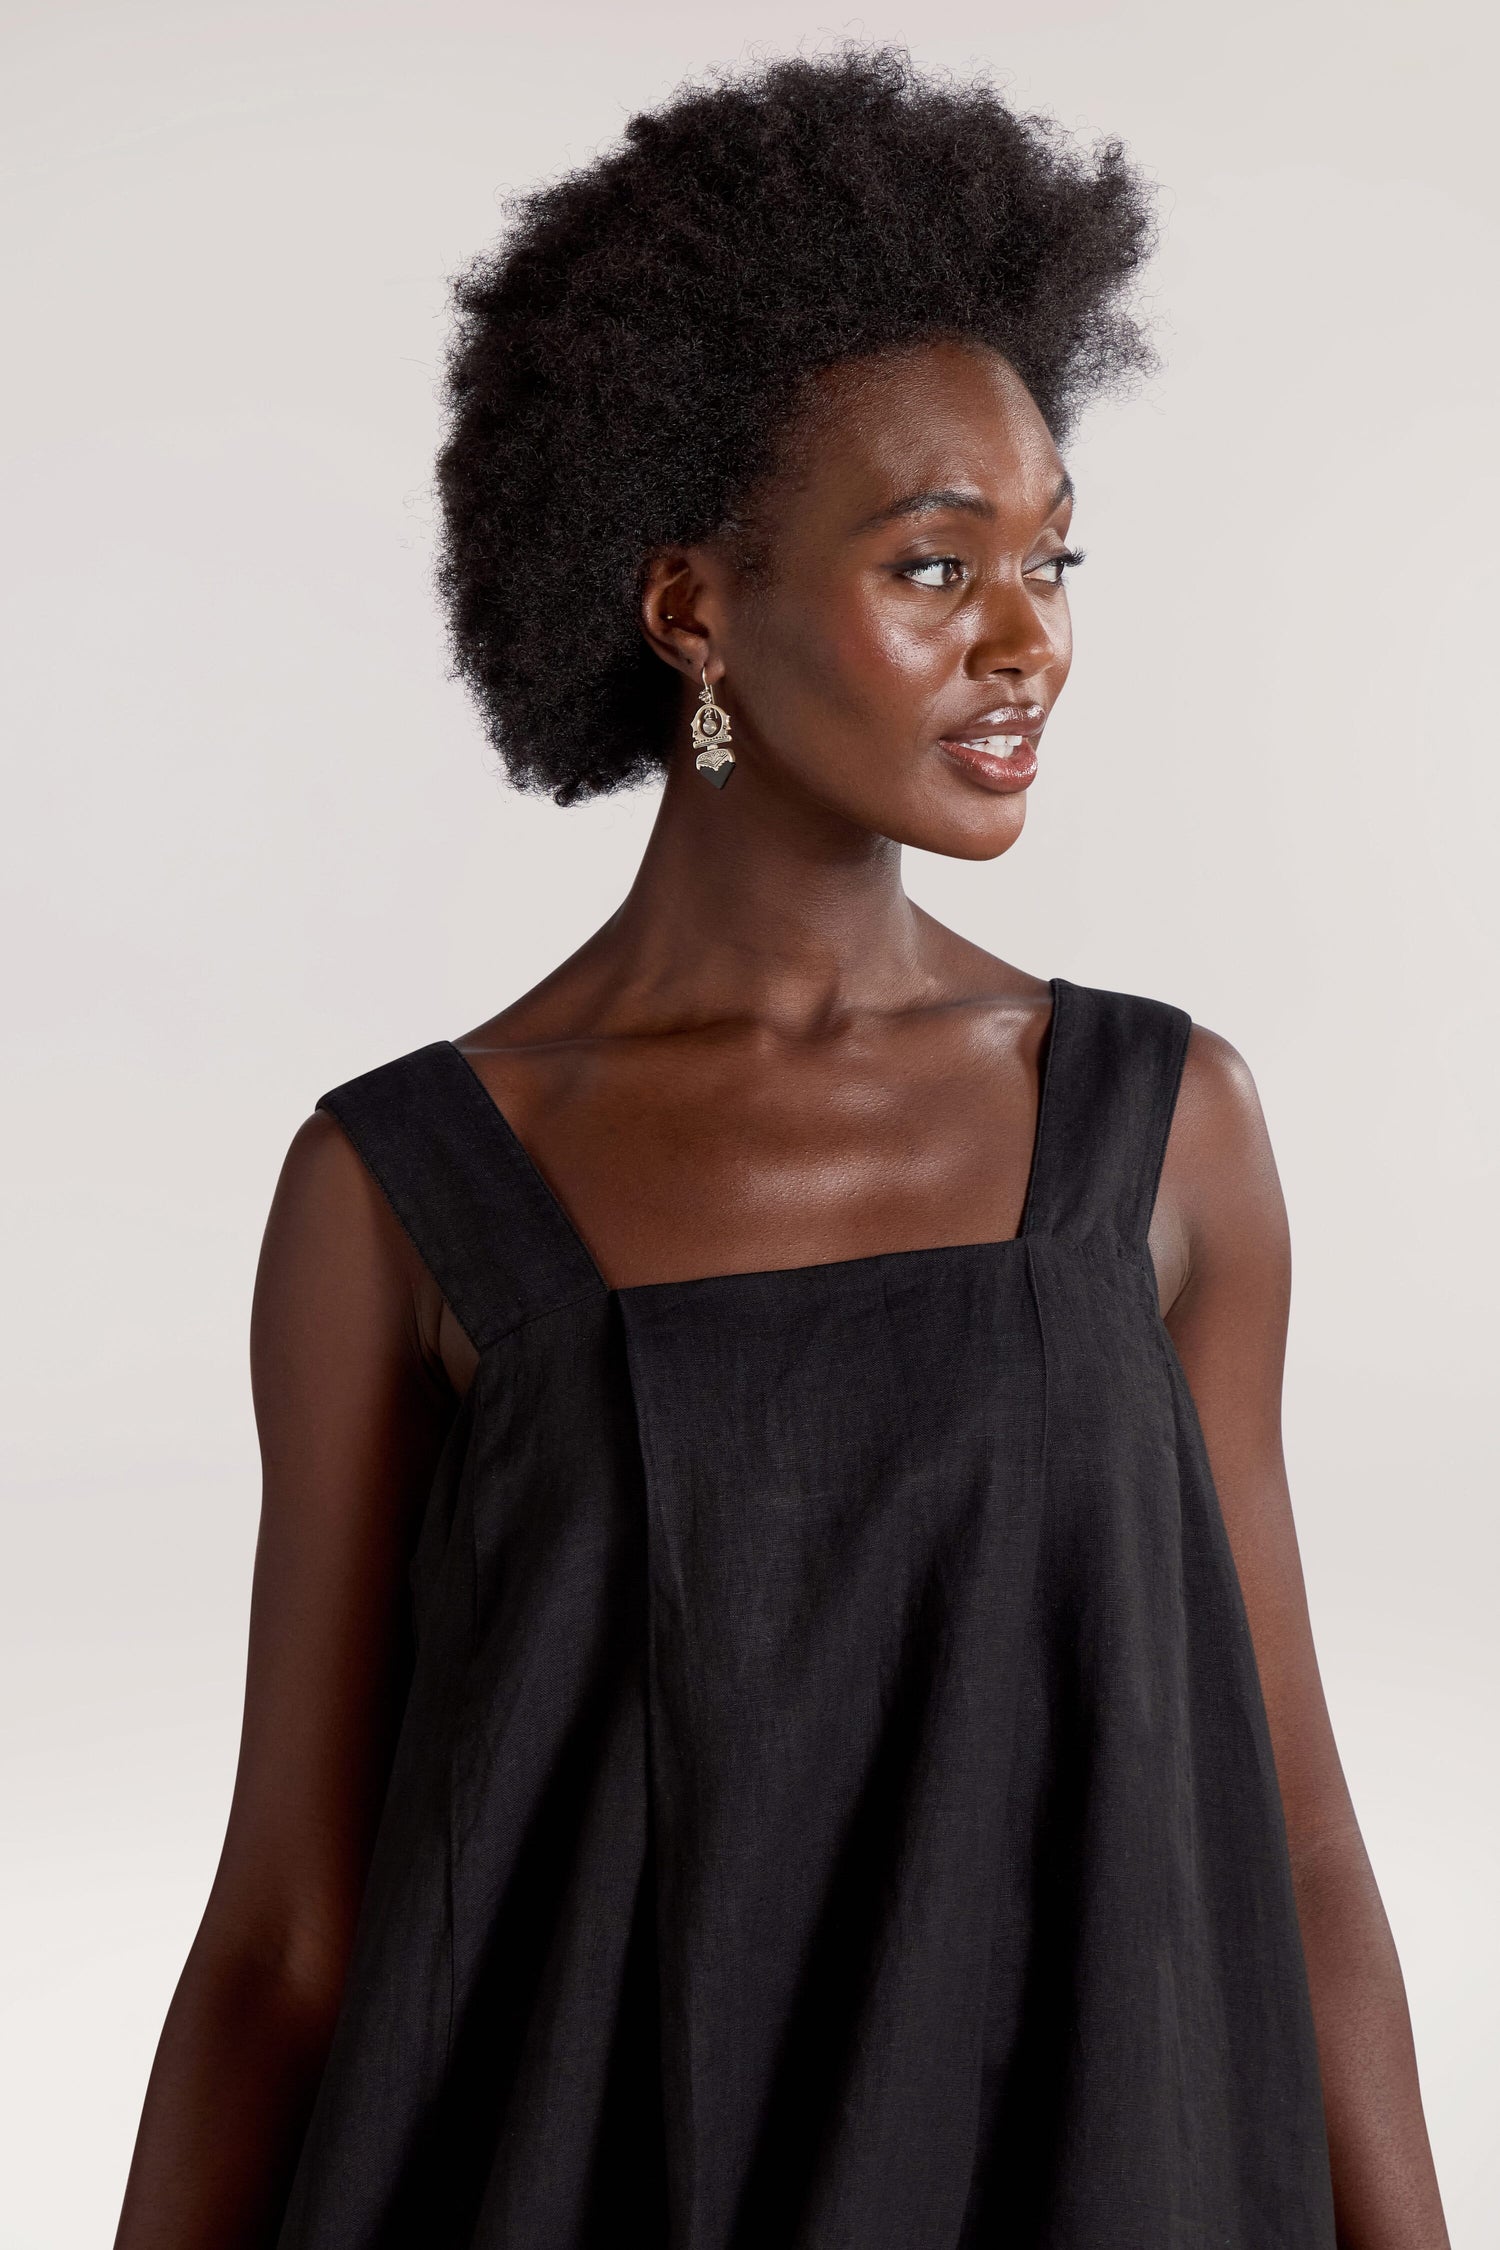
[
  {"xmin": 1056, "ymin": 974, "xmax": 1252, "ymax": 1098},
  {"xmin": 269, "ymin": 1036, "xmax": 455, "ymax": 1240},
  {"xmin": 260, "ymin": 1101, "xmax": 427, "ymax": 1311},
  {"xmin": 1149, "ymin": 1003, "xmax": 1286, "ymax": 1307},
  {"xmin": 1051, "ymin": 978, "xmax": 1277, "ymax": 1283},
  {"xmin": 313, "ymin": 1031, "xmax": 463, "ymax": 1110},
  {"xmin": 259, "ymin": 1032, "xmax": 472, "ymax": 1344}
]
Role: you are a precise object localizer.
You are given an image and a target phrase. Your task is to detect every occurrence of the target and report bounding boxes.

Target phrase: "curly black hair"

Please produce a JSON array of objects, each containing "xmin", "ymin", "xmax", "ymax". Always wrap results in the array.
[{"xmin": 435, "ymin": 47, "xmax": 1159, "ymax": 805}]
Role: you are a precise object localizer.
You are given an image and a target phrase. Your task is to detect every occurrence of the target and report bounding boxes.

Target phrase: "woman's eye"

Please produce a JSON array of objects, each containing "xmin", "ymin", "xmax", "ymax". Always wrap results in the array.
[
  {"xmin": 899, "ymin": 556, "xmax": 965, "ymax": 589},
  {"xmin": 1027, "ymin": 546, "xmax": 1087, "ymax": 587}
]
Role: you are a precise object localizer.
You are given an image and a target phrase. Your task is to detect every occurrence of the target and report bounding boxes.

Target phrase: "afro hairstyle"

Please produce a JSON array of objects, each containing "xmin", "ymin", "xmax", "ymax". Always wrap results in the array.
[{"xmin": 435, "ymin": 46, "xmax": 1159, "ymax": 804}]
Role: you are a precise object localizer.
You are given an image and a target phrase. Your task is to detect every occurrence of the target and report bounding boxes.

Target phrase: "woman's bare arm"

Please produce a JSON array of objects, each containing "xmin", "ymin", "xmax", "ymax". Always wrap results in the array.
[
  {"xmin": 113, "ymin": 1113, "xmax": 453, "ymax": 2250},
  {"xmin": 1159, "ymin": 1028, "xmax": 1449, "ymax": 2250}
]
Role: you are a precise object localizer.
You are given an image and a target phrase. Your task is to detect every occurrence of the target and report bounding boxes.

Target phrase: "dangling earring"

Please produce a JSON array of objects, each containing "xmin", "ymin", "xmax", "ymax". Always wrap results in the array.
[{"xmin": 691, "ymin": 666, "xmax": 736, "ymax": 788}]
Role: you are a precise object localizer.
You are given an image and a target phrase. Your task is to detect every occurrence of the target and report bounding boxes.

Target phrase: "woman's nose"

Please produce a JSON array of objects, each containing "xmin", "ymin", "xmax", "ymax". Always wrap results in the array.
[{"xmin": 965, "ymin": 577, "xmax": 1062, "ymax": 680}]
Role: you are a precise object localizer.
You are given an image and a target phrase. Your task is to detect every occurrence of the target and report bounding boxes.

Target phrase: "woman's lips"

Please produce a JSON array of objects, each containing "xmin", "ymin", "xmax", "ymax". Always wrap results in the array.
[{"xmin": 936, "ymin": 733, "xmax": 1039, "ymax": 793}]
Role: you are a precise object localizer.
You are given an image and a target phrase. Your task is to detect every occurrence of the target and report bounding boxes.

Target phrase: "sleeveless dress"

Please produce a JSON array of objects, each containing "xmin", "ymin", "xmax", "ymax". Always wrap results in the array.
[{"xmin": 276, "ymin": 977, "xmax": 1337, "ymax": 2250}]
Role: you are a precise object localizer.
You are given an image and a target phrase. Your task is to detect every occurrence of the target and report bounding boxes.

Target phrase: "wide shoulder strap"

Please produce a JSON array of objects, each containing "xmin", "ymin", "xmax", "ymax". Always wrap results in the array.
[
  {"xmin": 1022, "ymin": 977, "xmax": 1193, "ymax": 1245},
  {"xmin": 316, "ymin": 1042, "xmax": 603, "ymax": 1351}
]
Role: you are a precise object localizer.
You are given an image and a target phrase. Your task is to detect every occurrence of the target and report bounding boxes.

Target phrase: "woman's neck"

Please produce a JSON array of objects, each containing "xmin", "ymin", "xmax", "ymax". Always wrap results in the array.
[{"xmin": 554, "ymin": 760, "xmax": 954, "ymax": 1040}]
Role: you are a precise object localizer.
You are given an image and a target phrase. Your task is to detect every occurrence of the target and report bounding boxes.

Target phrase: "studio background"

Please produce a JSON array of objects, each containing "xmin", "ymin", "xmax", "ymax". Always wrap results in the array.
[{"xmin": 2, "ymin": 3, "xmax": 1495, "ymax": 2242}]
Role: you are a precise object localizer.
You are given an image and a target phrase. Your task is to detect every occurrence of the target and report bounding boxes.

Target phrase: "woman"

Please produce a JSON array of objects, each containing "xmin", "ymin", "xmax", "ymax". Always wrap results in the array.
[{"xmin": 115, "ymin": 49, "xmax": 1450, "ymax": 2250}]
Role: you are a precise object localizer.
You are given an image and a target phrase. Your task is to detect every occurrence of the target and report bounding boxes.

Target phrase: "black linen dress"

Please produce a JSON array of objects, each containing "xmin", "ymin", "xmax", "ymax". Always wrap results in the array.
[{"xmin": 276, "ymin": 977, "xmax": 1337, "ymax": 2249}]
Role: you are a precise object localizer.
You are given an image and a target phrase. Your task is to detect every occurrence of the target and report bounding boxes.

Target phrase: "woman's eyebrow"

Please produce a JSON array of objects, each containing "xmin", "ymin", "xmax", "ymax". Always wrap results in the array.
[
  {"xmin": 854, "ymin": 469, "xmax": 1074, "ymax": 534},
  {"xmin": 855, "ymin": 486, "xmax": 993, "ymax": 531}
]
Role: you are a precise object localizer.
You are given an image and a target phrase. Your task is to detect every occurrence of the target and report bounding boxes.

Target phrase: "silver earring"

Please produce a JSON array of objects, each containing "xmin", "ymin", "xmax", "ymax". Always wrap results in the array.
[{"xmin": 691, "ymin": 666, "xmax": 735, "ymax": 788}]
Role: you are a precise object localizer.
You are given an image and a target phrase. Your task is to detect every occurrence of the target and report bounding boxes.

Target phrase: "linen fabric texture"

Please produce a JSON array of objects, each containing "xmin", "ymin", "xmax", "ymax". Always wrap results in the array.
[{"xmin": 275, "ymin": 976, "xmax": 1336, "ymax": 2249}]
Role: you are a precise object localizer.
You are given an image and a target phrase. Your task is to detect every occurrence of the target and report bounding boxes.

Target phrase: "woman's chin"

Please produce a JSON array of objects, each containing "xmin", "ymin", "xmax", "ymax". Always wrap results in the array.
[{"xmin": 886, "ymin": 788, "xmax": 1030, "ymax": 862}]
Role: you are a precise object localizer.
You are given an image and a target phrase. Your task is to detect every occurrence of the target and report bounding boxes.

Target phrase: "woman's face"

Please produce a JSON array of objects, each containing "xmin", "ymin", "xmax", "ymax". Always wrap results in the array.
[{"xmin": 657, "ymin": 341, "xmax": 1078, "ymax": 862}]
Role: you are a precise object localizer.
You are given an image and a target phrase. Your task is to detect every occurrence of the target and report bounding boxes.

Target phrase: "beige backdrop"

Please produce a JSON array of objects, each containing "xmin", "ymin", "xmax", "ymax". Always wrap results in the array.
[{"xmin": 2, "ymin": 2, "xmax": 1496, "ymax": 2240}]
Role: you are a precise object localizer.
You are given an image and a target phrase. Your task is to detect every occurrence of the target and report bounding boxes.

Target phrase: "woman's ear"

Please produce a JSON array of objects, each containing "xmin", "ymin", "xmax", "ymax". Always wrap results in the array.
[{"xmin": 639, "ymin": 549, "xmax": 723, "ymax": 682}]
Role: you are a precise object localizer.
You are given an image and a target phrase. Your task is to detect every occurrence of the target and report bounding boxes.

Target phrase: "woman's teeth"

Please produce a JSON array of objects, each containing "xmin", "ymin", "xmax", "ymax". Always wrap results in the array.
[{"xmin": 950, "ymin": 735, "xmax": 1025, "ymax": 752}]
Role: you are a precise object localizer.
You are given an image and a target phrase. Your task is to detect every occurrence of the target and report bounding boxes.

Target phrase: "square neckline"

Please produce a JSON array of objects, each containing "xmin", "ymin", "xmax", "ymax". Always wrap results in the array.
[{"xmin": 444, "ymin": 976, "xmax": 1064, "ymax": 1298}]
